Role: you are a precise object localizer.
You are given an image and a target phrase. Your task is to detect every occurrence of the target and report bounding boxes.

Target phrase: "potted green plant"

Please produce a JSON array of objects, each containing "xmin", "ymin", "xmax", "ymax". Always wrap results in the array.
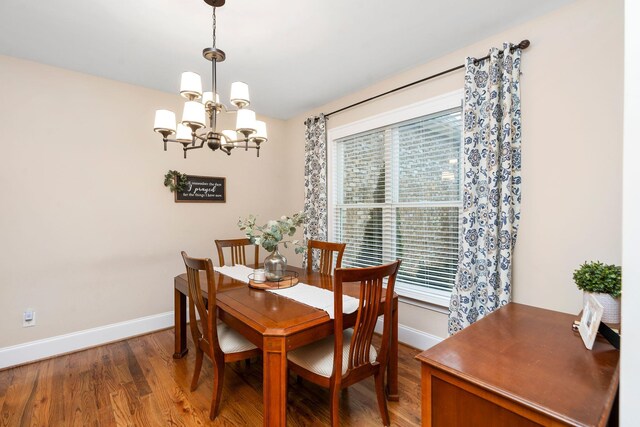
[
  {"xmin": 573, "ymin": 261, "xmax": 622, "ymax": 323},
  {"xmin": 238, "ymin": 212, "xmax": 306, "ymax": 281}
]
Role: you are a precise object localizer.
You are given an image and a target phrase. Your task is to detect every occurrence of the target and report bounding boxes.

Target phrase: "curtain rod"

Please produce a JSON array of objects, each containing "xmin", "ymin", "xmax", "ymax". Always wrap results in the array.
[{"xmin": 324, "ymin": 39, "xmax": 530, "ymax": 119}]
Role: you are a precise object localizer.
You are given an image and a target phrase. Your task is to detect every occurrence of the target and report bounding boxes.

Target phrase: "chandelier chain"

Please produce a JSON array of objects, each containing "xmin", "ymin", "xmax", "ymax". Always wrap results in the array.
[{"xmin": 212, "ymin": 7, "xmax": 216, "ymax": 48}]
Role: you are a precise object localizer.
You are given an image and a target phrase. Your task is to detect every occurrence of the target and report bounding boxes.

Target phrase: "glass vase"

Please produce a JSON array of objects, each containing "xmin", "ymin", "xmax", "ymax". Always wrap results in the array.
[{"xmin": 264, "ymin": 246, "xmax": 287, "ymax": 281}]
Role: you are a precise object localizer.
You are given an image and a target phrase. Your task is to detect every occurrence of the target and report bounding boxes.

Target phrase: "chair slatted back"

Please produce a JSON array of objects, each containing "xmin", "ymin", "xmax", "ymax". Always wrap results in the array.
[
  {"xmin": 215, "ymin": 238, "xmax": 260, "ymax": 268},
  {"xmin": 181, "ymin": 251, "xmax": 261, "ymax": 420},
  {"xmin": 333, "ymin": 260, "xmax": 401, "ymax": 377},
  {"xmin": 307, "ymin": 240, "xmax": 347, "ymax": 275},
  {"xmin": 181, "ymin": 251, "xmax": 219, "ymax": 354}
]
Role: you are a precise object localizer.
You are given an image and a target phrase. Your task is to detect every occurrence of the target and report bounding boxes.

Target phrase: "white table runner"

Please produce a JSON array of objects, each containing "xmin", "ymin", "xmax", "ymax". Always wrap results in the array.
[
  {"xmin": 267, "ymin": 283, "xmax": 359, "ymax": 319},
  {"xmin": 214, "ymin": 264, "xmax": 252, "ymax": 283},
  {"xmin": 214, "ymin": 264, "xmax": 359, "ymax": 319}
]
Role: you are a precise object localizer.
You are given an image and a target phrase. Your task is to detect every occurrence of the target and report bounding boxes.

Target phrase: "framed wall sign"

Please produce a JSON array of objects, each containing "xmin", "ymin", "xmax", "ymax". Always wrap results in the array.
[
  {"xmin": 579, "ymin": 294, "xmax": 604, "ymax": 350},
  {"xmin": 175, "ymin": 175, "xmax": 226, "ymax": 203}
]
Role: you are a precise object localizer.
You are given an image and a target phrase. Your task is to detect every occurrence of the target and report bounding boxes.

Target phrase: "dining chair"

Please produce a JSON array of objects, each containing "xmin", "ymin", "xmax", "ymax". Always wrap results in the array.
[
  {"xmin": 215, "ymin": 238, "xmax": 260, "ymax": 268},
  {"xmin": 180, "ymin": 251, "xmax": 261, "ymax": 420},
  {"xmin": 306, "ymin": 239, "xmax": 347, "ymax": 275},
  {"xmin": 287, "ymin": 259, "xmax": 402, "ymax": 427}
]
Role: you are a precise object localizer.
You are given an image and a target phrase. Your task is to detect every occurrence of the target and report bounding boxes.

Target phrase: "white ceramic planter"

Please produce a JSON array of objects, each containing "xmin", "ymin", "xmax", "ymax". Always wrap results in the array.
[{"xmin": 583, "ymin": 292, "xmax": 621, "ymax": 324}]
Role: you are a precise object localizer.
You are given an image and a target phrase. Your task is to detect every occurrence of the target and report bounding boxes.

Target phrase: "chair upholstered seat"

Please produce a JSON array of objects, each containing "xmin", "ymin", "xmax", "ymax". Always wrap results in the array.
[
  {"xmin": 287, "ymin": 329, "xmax": 377, "ymax": 377},
  {"xmin": 217, "ymin": 322, "xmax": 257, "ymax": 354}
]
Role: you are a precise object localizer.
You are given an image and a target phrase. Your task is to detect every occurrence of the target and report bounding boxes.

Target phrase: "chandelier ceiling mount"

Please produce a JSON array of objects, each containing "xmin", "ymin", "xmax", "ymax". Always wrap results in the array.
[{"xmin": 204, "ymin": 0, "xmax": 226, "ymax": 6}]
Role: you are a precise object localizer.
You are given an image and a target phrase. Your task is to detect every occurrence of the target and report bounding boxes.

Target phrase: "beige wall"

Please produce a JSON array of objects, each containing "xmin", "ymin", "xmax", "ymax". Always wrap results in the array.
[
  {"xmin": 0, "ymin": 0, "xmax": 623, "ymax": 350},
  {"xmin": 286, "ymin": 0, "xmax": 623, "ymax": 338},
  {"xmin": 0, "ymin": 55, "xmax": 302, "ymax": 347}
]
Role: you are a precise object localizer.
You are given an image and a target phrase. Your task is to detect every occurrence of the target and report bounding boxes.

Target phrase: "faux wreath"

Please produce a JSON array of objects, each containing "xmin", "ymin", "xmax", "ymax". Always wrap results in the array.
[{"xmin": 164, "ymin": 170, "xmax": 188, "ymax": 193}]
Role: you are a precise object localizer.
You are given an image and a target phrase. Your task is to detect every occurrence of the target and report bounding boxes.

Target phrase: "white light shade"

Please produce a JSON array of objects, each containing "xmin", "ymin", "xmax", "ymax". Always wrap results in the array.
[
  {"xmin": 236, "ymin": 109, "xmax": 256, "ymax": 133},
  {"xmin": 176, "ymin": 124, "xmax": 192, "ymax": 142},
  {"xmin": 230, "ymin": 81, "xmax": 250, "ymax": 107},
  {"xmin": 180, "ymin": 72, "xmax": 202, "ymax": 99},
  {"xmin": 181, "ymin": 101, "xmax": 206, "ymax": 128},
  {"xmin": 254, "ymin": 120, "xmax": 267, "ymax": 141},
  {"xmin": 202, "ymin": 91, "xmax": 220, "ymax": 105},
  {"xmin": 222, "ymin": 129, "xmax": 238, "ymax": 144},
  {"xmin": 153, "ymin": 110, "xmax": 176, "ymax": 134}
]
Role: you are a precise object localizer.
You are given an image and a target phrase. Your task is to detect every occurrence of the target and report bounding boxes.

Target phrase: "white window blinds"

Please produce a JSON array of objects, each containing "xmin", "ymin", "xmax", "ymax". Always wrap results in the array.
[{"xmin": 332, "ymin": 106, "xmax": 462, "ymax": 296}]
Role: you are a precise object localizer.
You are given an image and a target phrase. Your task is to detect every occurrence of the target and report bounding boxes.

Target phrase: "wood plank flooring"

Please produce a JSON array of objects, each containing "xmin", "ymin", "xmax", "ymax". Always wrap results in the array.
[{"xmin": 0, "ymin": 329, "xmax": 423, "ymax": 426}]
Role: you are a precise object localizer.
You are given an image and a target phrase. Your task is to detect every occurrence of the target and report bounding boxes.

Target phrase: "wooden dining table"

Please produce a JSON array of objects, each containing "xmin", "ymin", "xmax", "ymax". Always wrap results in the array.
[{"xmin": 173, "ymin": 265, "xmax": 399, "ymax": 427}]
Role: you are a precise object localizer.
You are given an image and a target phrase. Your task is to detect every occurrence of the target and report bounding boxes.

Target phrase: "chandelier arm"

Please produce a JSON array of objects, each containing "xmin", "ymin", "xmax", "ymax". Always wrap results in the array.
[
  {"xmin": 184, "ymin": 141, "xmax": 206, "ymax": 151},
  {"xmin": 220, "ymin": 135, "xmax": 262, "ymax": 151},
  {"xmin": 180, "ymin": 139, "xmax": 207, "ymax": 159},
  {"xmin": 232, "ymin": 142, "xmax": 260, "ymax": 150},
  {"xmin": 164, "ymin": 137, "xmax": 193, "ymax": 147},
  {"xmin": 193, "ymin": 133, "xmax": 208, "ymax": 142}
]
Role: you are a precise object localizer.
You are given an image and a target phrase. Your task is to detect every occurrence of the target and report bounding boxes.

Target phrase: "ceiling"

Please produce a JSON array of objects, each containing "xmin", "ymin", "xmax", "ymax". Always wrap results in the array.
[{"xmin": 0, "ymin": 0, "xmax": 574, "ymax": 120}]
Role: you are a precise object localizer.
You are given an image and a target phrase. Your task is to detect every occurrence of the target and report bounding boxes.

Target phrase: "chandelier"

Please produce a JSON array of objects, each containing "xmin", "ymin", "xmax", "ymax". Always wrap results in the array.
[{"xmin": 153, "ymin": 0, "xmax": 267, "ymax": 159}]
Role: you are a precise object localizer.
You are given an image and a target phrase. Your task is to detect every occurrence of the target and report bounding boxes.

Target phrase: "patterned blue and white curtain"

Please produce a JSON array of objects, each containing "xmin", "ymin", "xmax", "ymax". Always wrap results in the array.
[
  {"xmin": 303, "ymin": 114, "xmax": 328, "ymax": 270},
  {"xmin": 448, "ymin": 43, "xmax": 523, "ymax": 334}
]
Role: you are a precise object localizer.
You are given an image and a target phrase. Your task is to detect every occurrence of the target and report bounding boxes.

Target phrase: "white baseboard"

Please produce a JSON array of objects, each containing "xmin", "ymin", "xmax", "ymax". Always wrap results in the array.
[
  {"xmin": 0, "ymin": 311, "xmax": 174, "ymax": 370},
  {"xmin": 1, "ymin": 311, "xmax": 443, "ymax": 370},
  {"xmin": 375, "ymin": 319, "xmax": 444, "ymax": 350}
]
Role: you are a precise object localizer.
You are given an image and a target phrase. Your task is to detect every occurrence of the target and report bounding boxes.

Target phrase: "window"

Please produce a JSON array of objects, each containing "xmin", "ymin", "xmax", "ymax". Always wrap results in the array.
[{"xmin": 328, "ymin": 91, "xmax": 462, "ymax": 305}]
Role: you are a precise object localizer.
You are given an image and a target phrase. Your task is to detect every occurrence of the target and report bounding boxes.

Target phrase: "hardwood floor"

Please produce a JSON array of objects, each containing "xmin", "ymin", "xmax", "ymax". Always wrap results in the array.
[{"xmin": 0, "ymin": 329, "xmax": 423, "ymax": 426}]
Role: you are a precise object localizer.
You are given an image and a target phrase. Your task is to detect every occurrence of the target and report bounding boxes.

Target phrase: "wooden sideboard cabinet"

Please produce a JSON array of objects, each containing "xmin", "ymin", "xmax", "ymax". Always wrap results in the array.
[{"xmin": 416, "ymin": 303, "xmax": 619, "ymax": 427}]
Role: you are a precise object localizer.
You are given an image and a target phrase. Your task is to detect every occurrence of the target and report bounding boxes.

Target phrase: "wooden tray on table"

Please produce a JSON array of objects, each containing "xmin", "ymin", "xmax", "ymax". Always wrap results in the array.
[{"xmin": 248, "ymin": 271, "xmax": 299, "ymax": 290}]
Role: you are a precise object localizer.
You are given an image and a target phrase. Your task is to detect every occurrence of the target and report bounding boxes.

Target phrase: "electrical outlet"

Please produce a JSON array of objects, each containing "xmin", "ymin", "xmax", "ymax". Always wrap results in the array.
[{"xmin": 23, "ymin": 310, "xmax": 36, "ymax": 327}]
